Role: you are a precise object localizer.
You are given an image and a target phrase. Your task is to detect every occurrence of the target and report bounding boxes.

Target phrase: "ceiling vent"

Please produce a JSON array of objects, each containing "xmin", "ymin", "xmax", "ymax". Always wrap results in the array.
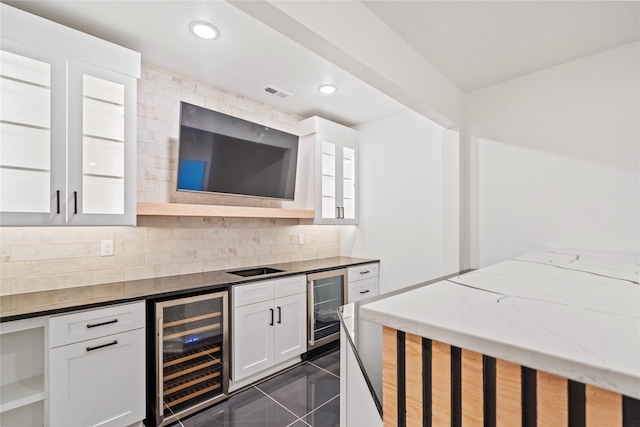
[{"xmin": 264, "ymin": 85, "xmax": 292, "ymax": 98}]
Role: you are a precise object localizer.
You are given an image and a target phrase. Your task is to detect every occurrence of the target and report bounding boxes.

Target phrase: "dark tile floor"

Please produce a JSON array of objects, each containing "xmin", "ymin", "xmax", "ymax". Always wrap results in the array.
[{"xmin": 171, "ymin": 350, "xmax": 340, "ymax": 427}]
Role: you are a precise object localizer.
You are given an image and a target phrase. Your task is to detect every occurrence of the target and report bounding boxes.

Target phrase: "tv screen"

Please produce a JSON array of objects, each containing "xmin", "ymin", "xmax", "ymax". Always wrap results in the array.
[{"xmin": 177, "ymin": 102, "xmax": 299, "ymax": 200}]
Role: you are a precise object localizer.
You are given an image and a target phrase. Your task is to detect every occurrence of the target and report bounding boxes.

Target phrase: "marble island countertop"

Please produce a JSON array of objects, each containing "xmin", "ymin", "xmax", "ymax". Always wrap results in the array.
[{"xmin": 359, "ymin": 249, "xmax": 640, "ymax": 399}]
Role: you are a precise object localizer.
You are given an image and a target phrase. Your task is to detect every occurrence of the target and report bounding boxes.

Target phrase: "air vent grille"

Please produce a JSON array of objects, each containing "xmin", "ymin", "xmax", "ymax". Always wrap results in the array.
[{"xmin": 264, "ymin": 86, "xmax": 292, "ymax": 98}]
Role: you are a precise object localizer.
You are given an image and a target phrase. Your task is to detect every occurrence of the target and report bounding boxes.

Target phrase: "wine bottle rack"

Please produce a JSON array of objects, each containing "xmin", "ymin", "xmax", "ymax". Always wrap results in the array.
[{"xmin": 154, "ymin": 291, "xmax": 228, "ymax": 427}]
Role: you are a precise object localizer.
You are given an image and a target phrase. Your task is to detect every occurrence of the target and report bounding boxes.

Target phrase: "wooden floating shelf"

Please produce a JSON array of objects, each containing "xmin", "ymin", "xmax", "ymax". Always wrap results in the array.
[{"xmin": 136, "ymin": 202, "xmax": 315, "ymax": 219}]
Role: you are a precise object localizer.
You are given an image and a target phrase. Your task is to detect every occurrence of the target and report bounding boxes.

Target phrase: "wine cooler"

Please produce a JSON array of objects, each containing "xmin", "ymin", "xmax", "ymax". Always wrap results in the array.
[
  {"xmin": 307, "ymin": 269, "xmax": 347, "ymax": 350},
  {"xmin": 150, "ymin": 291, "xmax": 228, "ymax": 427}
]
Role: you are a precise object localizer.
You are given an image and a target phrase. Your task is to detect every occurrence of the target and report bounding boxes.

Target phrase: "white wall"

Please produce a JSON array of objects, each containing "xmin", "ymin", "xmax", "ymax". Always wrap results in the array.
[
  {"xmin": 342, "ymin": 110, "xmax": 459, "ymax": 294},
  {"xmin": 465, "ymin": 42, "xmax": 640, "ymax": 267}
]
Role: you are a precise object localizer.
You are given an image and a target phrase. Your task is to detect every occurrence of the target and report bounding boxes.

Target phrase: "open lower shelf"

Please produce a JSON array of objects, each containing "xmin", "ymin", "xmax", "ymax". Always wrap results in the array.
[
  {"xmin": 137, "ymin": 202, "xmax": 314, "ymax": 219},
  {"xmin": 0, "ymin": 375, "xmax": 45, "ymax": 414}
]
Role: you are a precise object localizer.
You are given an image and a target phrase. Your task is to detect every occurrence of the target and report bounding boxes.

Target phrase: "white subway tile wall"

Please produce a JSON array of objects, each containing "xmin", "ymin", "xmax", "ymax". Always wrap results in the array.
[{"xmin": 0, "ymin": 62, "xmax": 340, "ymax": 296}]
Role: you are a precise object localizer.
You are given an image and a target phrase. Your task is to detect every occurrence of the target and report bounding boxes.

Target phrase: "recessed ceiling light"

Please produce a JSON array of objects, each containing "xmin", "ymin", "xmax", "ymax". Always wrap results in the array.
[
  {"xmin": 318, "ymin": 84, "xmax": 338, "ymax": 95},
  {"xmin": 189, "ymin": 21, "xmax": 219, "ymax": 40}
]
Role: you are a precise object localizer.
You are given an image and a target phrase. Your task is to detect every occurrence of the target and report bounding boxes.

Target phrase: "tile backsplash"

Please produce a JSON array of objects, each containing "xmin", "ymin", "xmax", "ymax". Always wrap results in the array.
[{"xmin": 0, "ymin": 62, "xmax": 339, "ymax": 296}]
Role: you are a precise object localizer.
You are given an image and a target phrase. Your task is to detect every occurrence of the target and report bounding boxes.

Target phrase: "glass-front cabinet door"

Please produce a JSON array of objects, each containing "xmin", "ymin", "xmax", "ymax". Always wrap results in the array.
[
  {"xmin": 342, "ymin": 145, "xmax": 357, "ymax": 221},
  {"xmin": 67, "ymin": 61, "xmax": 136, "ymax": 225},
  {"xmin": 0, "ymin": 39, "xmax": 67, "ymax": 225},
  {"xmin": 0, "ymin": 41, "xmax": 136, "ymax": 226},
  {"xmin": 317, "ymin": 136, "xmax": 358, "ymax": 225}
]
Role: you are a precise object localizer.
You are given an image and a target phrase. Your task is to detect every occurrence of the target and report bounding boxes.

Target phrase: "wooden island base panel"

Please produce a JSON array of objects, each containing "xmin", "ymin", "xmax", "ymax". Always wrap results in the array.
[{"xmin": 382, "ymin": 327, "xmax": 640, "ymax": 427}]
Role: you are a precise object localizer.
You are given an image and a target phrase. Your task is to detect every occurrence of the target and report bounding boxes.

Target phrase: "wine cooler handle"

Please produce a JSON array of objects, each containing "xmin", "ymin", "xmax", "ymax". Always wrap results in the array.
[
  {"xmin": 269, "ymin": 308, "xmax": 274, "ymax": 326},
  {"xmin": 86, "ymin": 340, "xmax": 118, "ymax": 352},
  {"xmin": 277, "ymin": 306, "xmax": 282, "ymax": 324},
  {"xmin": 308, "ymin": 279, "xmax": 314, "ymax": 347}
]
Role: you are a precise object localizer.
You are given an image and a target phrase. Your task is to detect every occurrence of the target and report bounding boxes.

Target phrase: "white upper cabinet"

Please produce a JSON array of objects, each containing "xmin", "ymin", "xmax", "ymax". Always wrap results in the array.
[
  {"xmin": 0, "ymin": 4, "xmax": 139, "ymax": 226},
  {"xmin": 297, "ymin": 116, "xmax": 359, "ymax": 225}
]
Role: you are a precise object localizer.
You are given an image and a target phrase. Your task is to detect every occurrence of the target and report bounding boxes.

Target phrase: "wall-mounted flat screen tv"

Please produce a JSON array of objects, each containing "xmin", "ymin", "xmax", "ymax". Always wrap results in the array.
[{"xmin": 177, "ymin": 102, "xmax": 299, "ymax": 200}]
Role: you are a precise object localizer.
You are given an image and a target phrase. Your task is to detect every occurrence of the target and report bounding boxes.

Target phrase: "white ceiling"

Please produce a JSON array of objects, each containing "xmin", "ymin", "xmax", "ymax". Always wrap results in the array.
[
  {"xmin": 363, "ymin": 1, "xmax": 640, "ymax": 93},
  {"xmin": 2, "ymin": 1, "xmax": 639, "ymax": 127}
]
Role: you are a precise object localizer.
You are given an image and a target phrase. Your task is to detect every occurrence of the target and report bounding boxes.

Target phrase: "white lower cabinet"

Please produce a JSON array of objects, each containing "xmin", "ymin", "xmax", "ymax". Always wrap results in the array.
[
  {"xmin": 347, "ymin": 263, "xmax": 379, "ymax": 303},
  {"xmin": 232, "ymin": 276, "xmax": 306, "ymax": 382},
  {"xmin": 273, "ymin": 293, "xmax": 307, "ymax": 365},
  {"xmin": 49, "ymin": 301, "xmax": 145, "ymax": 427},
  {"xmin": 233, "ymin": 299, "xmax": 275, "ymax": 378}
]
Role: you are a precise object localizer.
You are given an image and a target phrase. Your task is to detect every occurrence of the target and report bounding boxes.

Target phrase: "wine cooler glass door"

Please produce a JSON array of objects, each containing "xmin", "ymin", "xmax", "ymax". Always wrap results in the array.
[
  {"xmin": 308, "ymin": 269, "xmax": 347, "ymax": 350},
  {"xmin": 156, "ymin": 291, "xmax": 228, "ymax": 426}
]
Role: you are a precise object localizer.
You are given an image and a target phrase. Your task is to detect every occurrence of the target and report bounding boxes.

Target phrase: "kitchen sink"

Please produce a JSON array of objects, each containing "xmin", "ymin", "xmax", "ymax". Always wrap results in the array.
[{"xmin": 229, "ymin": 267, "xmax": 284, "ymax": 277}]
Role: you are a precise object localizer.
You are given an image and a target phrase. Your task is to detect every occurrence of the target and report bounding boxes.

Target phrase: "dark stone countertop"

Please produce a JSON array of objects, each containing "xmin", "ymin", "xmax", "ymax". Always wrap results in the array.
[{"xmin": 1, "ymin": 256, "xmax": 378, "ymax": 321}]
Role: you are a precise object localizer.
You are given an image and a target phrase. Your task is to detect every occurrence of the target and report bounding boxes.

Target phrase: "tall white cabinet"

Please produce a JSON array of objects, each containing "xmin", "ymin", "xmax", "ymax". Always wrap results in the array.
[
  {"xmin": 0, "ymin": 4, "xmax": 139, "ymax": 226},
  {"xmin": 296, "ymin": 117, "xmax": 359, "ymax": 225}
]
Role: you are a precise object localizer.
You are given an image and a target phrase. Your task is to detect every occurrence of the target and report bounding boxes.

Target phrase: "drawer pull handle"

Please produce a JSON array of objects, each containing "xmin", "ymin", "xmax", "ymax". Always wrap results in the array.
[
  {"xmin": 360, "ymin": 270, "xmax": 370, "ymax": 274},
  {"xmin": 86, "ymin": 319, "xmax": 118, "ymax": 329},
  {"xmin": 359, "ymin": 290, "xmax": 371, "ymax": 294},
  {"xmin": 86, "ymin": 340, "xmax": 118, "ymax": 352}
]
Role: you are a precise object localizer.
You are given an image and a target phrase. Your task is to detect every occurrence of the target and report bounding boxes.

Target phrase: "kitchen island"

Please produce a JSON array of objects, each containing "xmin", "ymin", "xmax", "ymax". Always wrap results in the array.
[{"xmin": 359, "ymin": 249, "xmax": 639, "ymax": 426}]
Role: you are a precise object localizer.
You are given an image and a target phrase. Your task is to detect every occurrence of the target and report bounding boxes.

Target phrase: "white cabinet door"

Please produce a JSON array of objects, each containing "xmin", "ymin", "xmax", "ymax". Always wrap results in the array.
[
  {"xmin": 0, "ymin": 38, "xmax": 67, "ymax": 226},
  {"xmin": 273, "ymin": 292, "xmax": 306, "ymax": 365},
  {"xmin": 49, "ymin": 328, "xmax": 145, "ymax": 427},
  {"xmin": 316, "ymin": 135, "xmax": 358, "ymax": 225},
  {"xmin": 232, "ymin": 300, "xmax": 275, "ymax": 381},
  {"xmin": 66, "ymin": 61, "xmax": 136, "ymax": 226}
]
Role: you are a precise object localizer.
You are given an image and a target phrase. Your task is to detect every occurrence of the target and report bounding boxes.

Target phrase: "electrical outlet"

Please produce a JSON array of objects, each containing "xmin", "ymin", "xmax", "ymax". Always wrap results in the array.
[
  {"xmin": 298, "ymin": 234, "xmax": 304, "ymax": 245},
  {"xmin": 101, "ymin": 239, "xmax": 114, "ymax": 256}
]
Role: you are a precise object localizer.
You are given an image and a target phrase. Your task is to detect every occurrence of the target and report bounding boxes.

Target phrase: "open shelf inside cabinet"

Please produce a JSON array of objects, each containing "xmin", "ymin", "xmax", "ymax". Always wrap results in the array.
[{"xmin": 0, "ymin": 317, "xmax": 46, "ymax": 423}]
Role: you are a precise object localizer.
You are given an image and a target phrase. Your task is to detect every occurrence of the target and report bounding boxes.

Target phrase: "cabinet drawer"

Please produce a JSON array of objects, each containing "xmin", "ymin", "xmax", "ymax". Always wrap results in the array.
[
  {"xmin": 273, "ymin": 275, "xmax": 306, "ymax": 299},
  {"xmin": 49, "ymin": 301, "xmax": 145, "ymax": 348},
  {"xmin": 348, "ymin": 277, "xmax": 378, "ymax": 303},
  {"xmin": 233, "ymin": 281, "xmax": 274, "ymax": 308},
  {"xmin": 348, "ymin": 263, "xmax": 379, "ymax": 282}
]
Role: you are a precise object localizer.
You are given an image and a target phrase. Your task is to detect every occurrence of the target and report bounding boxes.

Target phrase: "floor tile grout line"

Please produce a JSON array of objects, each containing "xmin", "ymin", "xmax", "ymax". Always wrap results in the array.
[
  {"xmin": 299, "ymin": 393, "xmax": 340, "ymax": 420},
  {"xmin": 286, "ymin": 417, "xmax": 312, "ymax": 427},
  {"xmin": 308, "ymin": 361, "xmax": 340, "ymax": 379},
  {"xmin": 254, "ymin": 384, "xmax": 303, "ymax": 420}
]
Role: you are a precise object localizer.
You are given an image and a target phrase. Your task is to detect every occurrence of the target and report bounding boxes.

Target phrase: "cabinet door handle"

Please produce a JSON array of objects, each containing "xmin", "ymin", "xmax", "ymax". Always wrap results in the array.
[
  {"xmin": 360, "ymin": 270, "xmax": 370, "ymax": 275},
  {"xmin": 73, "ymin": 191, "xmax": 78, "ymax": 214},
  {"xmin": 269, "ymin": 308, "xmax": 274, "ymax": 326},
  {"xmin": 56, "ymin": 190, "xmax": 61, "ymax": 214},
  {"xmin": 336, "ymin": 207, "xmax": 340, "ymax": 219},
  {"xmin": 277, "ymin": 306, "xmax": 282, "ymax": 324},
  {"xmin": 341, "ymin": 207, "xmax": 345, "ymax": 219},
  {"xmin": 86, "ymin": 340, "xmax": 118, "ymax": 352},
  {"xmin": 359, "ymin": 290, "xmax": 371, "ymax": 294},
  {"xmin": 86, "ymin": 319, "xmax": 118, "ymax": 329}
]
